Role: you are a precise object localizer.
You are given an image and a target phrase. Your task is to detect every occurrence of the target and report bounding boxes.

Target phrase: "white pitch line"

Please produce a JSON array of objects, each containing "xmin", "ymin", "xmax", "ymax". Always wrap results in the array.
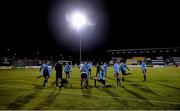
[{"xmin": 0, "ymin": 84, "xmax": 180, "ymax": 105}]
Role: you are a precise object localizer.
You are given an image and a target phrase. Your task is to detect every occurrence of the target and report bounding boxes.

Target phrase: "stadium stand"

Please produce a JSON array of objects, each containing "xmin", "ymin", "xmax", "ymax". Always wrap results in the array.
[
  {"xmin": 0, "ymin": 47, "xmax": 180, "ymax": 68},
  {"xmin": 173, "ymin": 57, "xmax": 180, "ymax": 65},
  {"xmin": 151, "ymin": 56, "xmax": 165, "ymax": 65},
  {"xmin": 126, "ymin": 59, "xmax": 138, "ymax": 65},
  {"xmin": 0, "ymin": 57, "xmax": 11, "ymax": 66},
  {"xmin": 151, "ymin": 60, "xmax": 165, "ymax": 65},
  {"xmin": 107, "ymin": 47, "xmax": 180, "ymax": 66},
  {"xmin": 133, "ymin": 57, "xmax": 144, "ymax": 64},
  {"xmin": 131, "ymin": 59, "xmax": 138, "ymax": 65},
  {"xmin": 126, "ymin": 59, "xmax": 132, "ymax": 65}
]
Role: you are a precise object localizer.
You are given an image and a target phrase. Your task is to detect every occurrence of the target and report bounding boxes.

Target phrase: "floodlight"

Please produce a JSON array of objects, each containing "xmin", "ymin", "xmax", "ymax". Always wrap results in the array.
[
  {"xmin": 70, "ymin": 12, "xmax": 86, "ymax": 29},
  {"xmin": 66, "ymin": 11, "xmax": 88, "ymax": 63}
]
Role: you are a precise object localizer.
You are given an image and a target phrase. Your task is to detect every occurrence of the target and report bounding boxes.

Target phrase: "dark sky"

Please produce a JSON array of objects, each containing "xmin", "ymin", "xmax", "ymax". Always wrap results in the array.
[{"xmin": 1, "ymin": 0, "xmax": 179, "ymax": 57}]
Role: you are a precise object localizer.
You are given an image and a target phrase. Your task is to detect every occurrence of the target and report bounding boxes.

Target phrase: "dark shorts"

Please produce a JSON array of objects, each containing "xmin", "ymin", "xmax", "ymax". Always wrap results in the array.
[
  {"xmin": 89, "ymin": 69, "xmax": 91, "ymax": 72},
  {"xmin": 62, "ymin": 79, "xmax": 68, "ymax": 84},
  {"xmin": 81, "ymin": 73, "xmax": 87, "ymax": 80},
  {"xmin": 43, "ymin": 73, "xmax": 49, "ymax": 77},
  {"xmin": 56, "ymin": 73, "xmax": 62, "ymax": 78},
  {"xmin": 121, "ymin": 71, "xmax": 126, "ymax": 75},
  {"xmin": 66, "ymin": 72, "xmax": 70, "ymax": 75}
]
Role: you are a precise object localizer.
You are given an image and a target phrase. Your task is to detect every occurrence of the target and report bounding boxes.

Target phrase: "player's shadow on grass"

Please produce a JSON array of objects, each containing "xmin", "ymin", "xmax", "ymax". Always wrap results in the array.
[
  {"xmin": 97, "ymin": 88, "xmax": 128, "ymax": 109},
  {"xmin": 129, "ymin": 84, "xmax": 159, "ymax": 96},
  {"xmin": 51, "ymin": 80, "xmax": 72, "ymax": 88},
  {"xmin": 159, "ymin": 80, "xmax": 169, "ymax": 83},
  {"xmin": 120, "ymin": 86, "xmax": 153, "ymax": 106},
  {"xmin": 66, "ymin": 85, "xmax": 80, "ymax": 89},
  {"xmin": 81, "ymin": 86, "xmax": 93, "ymax": 98},
  {"xmin": 125, "ymin": 73, "xmax": 132, "ymax": 76},
  {"xmin": 34, "ymin": 90, "xmax": 60, "ymax": 110},
  {"xmin": 125, "ymin": 79, "xmax": 136, "ymax": 83},
  {"xmin": 51, "ymin": 81, "xmax": 56, "ymax": 86},
  {"xmin": 32, "ymin": 84, "xmax": 44, "ymax": 89},
  {"xmin": 158, "ymin": 83, "xmax": 180, "ymax": 91},
  {"xmin": 7, "ymin": 84, "xmax": 43, "ymax": 110}
]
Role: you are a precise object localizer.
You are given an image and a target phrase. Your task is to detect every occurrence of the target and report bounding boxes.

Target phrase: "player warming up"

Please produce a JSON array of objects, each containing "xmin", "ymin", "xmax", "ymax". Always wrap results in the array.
[
  {"xmin": 87, "ymin": 62, "xmax": 92, "ymax": 77},
  {"xmin": 97, "ymin": 65, "xmax": 112, "ymax": 87},
  {"xmin": 94, "ymin": 63, "xmax": 101, "ymax": 87},
  {"xmin": 114, "ymin": 61, "xmax": 121, "ymax": 85},
  {"xmin": 54, "ymin": 62, "xmax": 64, "ymax": 89},
  {"xmin": 120, "ymin": 60, "xmax": 130, "ymax": 82},
  {"xmin": 98, "ymin": 65, "xmax": 106, "ymax": 86},
  {"xmin": 103, "ymin": 62, "xmax": 108, "ymax": 77},
  {"xmin": 36, "ymin": 61, "xmax": 51, "ymax": 87},
  {"xmin": 141, "ymin": 60, "xmax": 147, "ymax": 81},
  {"xmin": 64, "ymin": 63, "xmax": 71, "ymax": 80},
  {"xmin": 80, "ymin": 63, "xmax": 89, "ymax": 89}
]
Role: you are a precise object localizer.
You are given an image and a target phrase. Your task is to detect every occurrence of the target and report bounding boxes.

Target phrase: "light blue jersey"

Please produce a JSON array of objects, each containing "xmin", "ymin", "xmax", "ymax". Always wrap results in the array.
[
  {"xmin": 99, "ymin": 66, "xmax": 106, "ymax": 80},
  {"xmin": 103, "ymin": 63, "xmax": 108, "ymax": 71},
  {"xmin": 64, "ymin": 64, "xmax": 71, "ymax": 73},
  {"xmin": 80, "ymin": 64, "xmax": 88, "ymax": 74},
  {"xmin": 40, "ymin": 64, "xmax": 51, "ymax": 75},
  {"xmin": 48, "ymin": 67, "xmax": 52, "ymax": 75},
  {"xmin": 141, "ymin": 62, "xmax": 146, "ymax": 70},
  {"xmin": 114, "ymin": 63, "xmax": 119, "ymax": 74},
  {"xmin": 120, "ymin": 63, "xmax": 128, "ymax": 72},
  {"xmin": 118, "ymin": 63, "xmax": 121, "ymax": 72}
]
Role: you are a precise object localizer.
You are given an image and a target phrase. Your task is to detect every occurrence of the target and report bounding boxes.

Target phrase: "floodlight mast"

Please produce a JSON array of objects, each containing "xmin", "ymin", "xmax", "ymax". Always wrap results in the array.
[
  {"xmin": 77, "ymin": 29, "xmax": 81, "ymax": 64},
  {"xmin": 70, "ymin": 12, "xmax": 86, "ymax": 64}
]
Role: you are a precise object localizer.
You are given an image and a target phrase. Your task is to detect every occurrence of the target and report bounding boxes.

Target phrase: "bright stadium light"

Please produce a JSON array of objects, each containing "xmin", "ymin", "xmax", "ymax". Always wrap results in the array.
[{"xmin": 71, "ymin": 12, "xmax": 86, "ymax": 29}]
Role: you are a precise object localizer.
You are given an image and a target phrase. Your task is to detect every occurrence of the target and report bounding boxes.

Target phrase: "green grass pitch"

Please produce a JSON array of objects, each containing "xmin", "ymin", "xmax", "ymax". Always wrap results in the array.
[{"xmin": 0, "ymin": 67, "xmax": 180, "ymax": 110}]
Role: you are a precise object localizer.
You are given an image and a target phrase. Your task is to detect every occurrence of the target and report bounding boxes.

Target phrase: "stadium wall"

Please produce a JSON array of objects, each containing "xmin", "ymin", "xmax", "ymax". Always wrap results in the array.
[
  {"xmin": 0, "ymin": 66, "xmax": 12, "ymax": 69},
  {"xmin": 0, "ymin": 66, "xmax": 47, "ymax": 69}
]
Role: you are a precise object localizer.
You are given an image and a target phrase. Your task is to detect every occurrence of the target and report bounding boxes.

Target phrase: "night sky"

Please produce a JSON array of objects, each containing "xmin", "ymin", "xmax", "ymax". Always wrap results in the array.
[{"xmin": 1, "ymin": 0, "xmax": 179, "ymax": 58}]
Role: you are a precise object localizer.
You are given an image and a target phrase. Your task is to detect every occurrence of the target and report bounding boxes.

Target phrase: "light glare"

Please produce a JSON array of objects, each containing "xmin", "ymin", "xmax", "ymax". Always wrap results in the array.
[{"xmin": 71, "ymin": 12, "xmax": 86, "ymax": 29}]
